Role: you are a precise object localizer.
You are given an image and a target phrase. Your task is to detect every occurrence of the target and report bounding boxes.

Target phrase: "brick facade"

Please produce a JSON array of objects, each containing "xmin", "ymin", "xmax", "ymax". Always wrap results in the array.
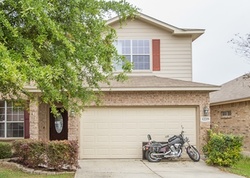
[
  {"xmin": 29, "ymin": 97, "xmax": 39, "ymax": 140},
  {"xmin": 38, "ymin": 102, "xmax": 49, "ymax": 140},
  {"xmin": 29, "ymin": 96, "xmax": 79, "ymax": 141},
  {"xmin": 211, "ymin": 101, "xmax": 250, "ymax": 151},
  {"xmin": 33, "ymin": 90, "xmax": 210, "ymax": 150},
  {"xmin": 95, "ymin": 91, "xmax": 210, "ymax": 149}
]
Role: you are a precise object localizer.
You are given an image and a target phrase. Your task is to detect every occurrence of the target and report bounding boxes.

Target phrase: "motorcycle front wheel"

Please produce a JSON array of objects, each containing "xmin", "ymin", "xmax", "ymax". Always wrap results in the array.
[
  {"xmin": 186, "ymin": 145, "xmax": 200, "ymax": 162},
  {"xmin": 146, "ymin": 150, "xmax": 161, "ymax": 162}
]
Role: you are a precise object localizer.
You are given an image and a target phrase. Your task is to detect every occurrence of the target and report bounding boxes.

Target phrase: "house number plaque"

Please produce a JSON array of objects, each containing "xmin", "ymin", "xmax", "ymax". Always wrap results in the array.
[{"xmin": 201, "ymin": 117, "xmax": 210, "ymax": 122}]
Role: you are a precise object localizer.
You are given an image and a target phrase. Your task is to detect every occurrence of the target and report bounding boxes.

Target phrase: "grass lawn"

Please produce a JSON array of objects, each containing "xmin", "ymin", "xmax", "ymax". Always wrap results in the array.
[
  {"xmin": 223, "ymin": 156, "xmax": 250, "ymax": 178},
  {"xmin": 0, "ymin": 163, "xmax": 75, "ymax": 178}
]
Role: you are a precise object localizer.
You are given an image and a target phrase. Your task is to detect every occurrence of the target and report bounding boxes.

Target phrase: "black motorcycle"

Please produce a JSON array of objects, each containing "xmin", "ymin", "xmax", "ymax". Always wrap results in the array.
[{"xmin": 143, "ymin": 126, "xmax": 200, "ymax": 162}]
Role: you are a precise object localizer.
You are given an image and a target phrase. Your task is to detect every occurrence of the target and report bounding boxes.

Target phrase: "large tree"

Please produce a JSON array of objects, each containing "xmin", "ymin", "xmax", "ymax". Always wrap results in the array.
[{"xmin": 0, "ymin": 0, "xmax": 138, "ymax": 113}]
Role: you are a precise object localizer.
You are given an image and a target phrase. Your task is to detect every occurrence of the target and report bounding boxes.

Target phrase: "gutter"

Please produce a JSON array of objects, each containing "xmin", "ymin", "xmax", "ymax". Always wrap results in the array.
[
  {"xmin": 100, "ymin": 86, "xmax": 220, "ymax": 92},
  {"xmin": 25, "ymin": 86, "xmax": 220, "ymax": 93}
]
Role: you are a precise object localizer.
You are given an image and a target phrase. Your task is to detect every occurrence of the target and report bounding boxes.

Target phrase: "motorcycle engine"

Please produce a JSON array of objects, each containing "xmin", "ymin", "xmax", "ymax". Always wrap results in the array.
[
  {"xmin": 170, "ymin": 143, "xmax": 182, "ymax": 155},
  {"xmin": 174, "ymin": 143, "xmax": 182, "ymax": 150}
]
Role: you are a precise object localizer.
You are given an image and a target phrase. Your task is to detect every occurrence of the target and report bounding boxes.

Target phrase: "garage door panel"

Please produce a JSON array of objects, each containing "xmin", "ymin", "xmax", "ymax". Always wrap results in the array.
[
  {"xmin": 82, "ymin": 136, "xmax": 95, "ymax": 142},
  {"xmin": 140, "ymin": 123, "xmax": 152, "ymax": 129},
  {"xmin": 111, "ymin": 123, "xmax": 123, "ymax": 128},
  {"xmin": 80, "ymin": 107, "xmax": 196, "ymax": 159}
]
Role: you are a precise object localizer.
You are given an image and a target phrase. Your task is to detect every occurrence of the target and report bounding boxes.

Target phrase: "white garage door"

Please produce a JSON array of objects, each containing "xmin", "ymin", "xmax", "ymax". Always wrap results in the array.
[{"xmin": 80, "ymin": 107, "xmax": 197, "ymax": 159}]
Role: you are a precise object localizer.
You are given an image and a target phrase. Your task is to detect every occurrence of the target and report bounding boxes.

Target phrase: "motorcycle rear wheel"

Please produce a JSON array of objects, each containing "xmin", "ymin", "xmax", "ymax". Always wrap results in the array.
[
  {"xmin": 146, "ymin": 150, "xmax": 161, "ymax": 162},
  {"xmin": 186, "ymin": 145, "xmax": 200, "ymax": 162}
]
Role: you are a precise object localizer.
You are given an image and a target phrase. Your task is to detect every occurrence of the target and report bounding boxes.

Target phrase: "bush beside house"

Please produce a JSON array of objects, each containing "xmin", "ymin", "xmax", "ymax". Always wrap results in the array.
[
  {"xmin": 12, "ymin": 140, "xmax": 79, "ymax": 171},
  {"xmin": 203, "ymin": 129, "xmax": 243, "ymax": 167},
  {"xmin": 0, "ymin": 142, "xmax": 12, "ymax": 159}
]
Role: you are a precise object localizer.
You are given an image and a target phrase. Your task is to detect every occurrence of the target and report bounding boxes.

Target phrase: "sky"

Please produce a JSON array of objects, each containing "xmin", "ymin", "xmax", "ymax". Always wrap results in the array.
[{"xmin": 125, "ymin": 0, "xmax": 250, "ymax": 85}]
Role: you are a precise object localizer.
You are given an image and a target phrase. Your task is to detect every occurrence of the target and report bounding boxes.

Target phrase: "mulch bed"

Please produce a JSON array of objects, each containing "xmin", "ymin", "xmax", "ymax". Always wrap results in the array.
[{"xmin": 0, "ymin": 158, "xmax": 76, "ymax": 175}]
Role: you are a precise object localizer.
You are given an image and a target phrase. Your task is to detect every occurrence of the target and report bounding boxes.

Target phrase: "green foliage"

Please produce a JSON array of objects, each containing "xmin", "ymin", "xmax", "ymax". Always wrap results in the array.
[
  {"xmin": 0, "ymin": 142, "xmax": 12, "ymax": 159},
  {"xmin": 12, "ymin": 140, "xmax": 79, "ymax": 170},
  {"xmin": 203, "ymin": 130, "xmax": 243, "ymax": 167},
  {"xmin": 0, "ymin": 0, "xmax": 138, "ymax": 114},
  {"xmin": 229, "ymin": 156, "xmax": 250, "ymax": 178}
]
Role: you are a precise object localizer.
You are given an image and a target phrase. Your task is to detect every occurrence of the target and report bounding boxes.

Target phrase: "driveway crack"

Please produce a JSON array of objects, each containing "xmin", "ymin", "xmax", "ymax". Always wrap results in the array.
[{"xmin": 141, "ymin": 160, "xmax": 164, "ymax": 178}]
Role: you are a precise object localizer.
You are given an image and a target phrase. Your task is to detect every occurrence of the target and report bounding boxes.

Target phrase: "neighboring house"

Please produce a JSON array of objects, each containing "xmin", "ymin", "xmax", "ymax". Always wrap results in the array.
[
  {"xmin": 210, "ymin": 74, "xmax": 250, "ymax": 151},
  {"xmin": 0, "ymin": 13, "xmax": 219, "ymax": 159}
]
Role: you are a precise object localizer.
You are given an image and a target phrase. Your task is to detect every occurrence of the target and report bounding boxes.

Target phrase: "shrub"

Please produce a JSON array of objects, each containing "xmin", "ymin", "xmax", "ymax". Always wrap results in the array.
[
  {"xmin": 47, "ymin": 140, "xmax": 79, "ymax": 170},
  {"xmin": 12, "ymin": 139, "xmax": 46, "ymax": 167},
  {"xmin": 12, "ymin": 139, "xmax": 79, "ymax": 170},
  {"xmin": 0, "ymin": 142, "xmax": 12, "ymax": 159},
  {"xmin": 203, "ymin": 129, "xmax": 243, "ymax": 167}
]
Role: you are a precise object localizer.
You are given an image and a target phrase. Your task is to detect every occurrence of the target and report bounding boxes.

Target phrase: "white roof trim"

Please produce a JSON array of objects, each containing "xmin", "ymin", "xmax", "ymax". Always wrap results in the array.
[
  {"xmin": 107, "ymin": 13, "xmax": 205, "ymax": 41},
  {"xmin": 100, "ymin": 87, "xmax": 220, "ymax": 92},
  {"xmin": 25, "ymin": 86, "xmax": 219, "ymax": 93}
]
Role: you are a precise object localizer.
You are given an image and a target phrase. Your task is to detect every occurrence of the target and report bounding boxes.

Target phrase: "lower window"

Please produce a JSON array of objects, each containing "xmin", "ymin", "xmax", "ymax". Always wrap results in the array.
[
  {"xmin": 0, "ymin": 101, "xmax": 24, "ymax": 138},
  {"xmin": 221, "ymin": 110, "xmax": 232, "ymax": 119}
]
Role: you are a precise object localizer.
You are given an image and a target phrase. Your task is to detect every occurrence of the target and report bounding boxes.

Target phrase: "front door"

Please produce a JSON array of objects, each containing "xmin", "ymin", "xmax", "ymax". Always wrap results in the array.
[{"xmin": 49, "ymin": 108, "xmax": 68, "ymax": 140}]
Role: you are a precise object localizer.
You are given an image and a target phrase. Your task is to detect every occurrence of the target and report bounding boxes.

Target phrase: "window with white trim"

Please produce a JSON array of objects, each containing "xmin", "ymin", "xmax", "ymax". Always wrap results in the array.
[
  {"xmin": 114, "ymin": 40, "xmax": 150, "ymax": 70},
  {"xmin": 0, "ymin": 101, "xmax": 24, "ymax": 138}
]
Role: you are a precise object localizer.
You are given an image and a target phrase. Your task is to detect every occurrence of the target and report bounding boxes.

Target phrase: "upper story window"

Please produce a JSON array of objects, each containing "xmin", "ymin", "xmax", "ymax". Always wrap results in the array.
[
  {"xmin": 114, "ymin": 40, "xmax": 150, "ymax": 70},
  {"xmin": 0, "ymin": 101, "xmax": 24, "ymax": 138}
]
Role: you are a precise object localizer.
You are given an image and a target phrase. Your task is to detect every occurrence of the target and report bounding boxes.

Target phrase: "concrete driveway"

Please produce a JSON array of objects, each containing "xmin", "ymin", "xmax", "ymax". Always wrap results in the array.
[{"xmin": 74, "ymin": 159, "xmax": 245, "ymax": 178}]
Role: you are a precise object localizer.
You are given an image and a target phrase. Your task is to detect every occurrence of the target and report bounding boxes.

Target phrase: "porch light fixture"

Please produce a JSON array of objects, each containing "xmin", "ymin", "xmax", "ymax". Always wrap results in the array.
[
  {"xmin": 70, "ymin": 109, "xmax": 75, "ymax": 117},
  {"xmin": 203, "ymin": 106, "xmax": 209, "ymax": 116}
]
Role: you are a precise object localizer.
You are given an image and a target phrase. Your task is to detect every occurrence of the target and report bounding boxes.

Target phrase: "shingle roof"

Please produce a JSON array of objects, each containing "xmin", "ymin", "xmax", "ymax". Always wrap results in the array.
[
  {"xmin": 100, "ymin": 76, "xmax": 219, "ymax": 91},
  {"xmin": 210, "ymin": 74, "xmax": 250, "ymax": 104}
]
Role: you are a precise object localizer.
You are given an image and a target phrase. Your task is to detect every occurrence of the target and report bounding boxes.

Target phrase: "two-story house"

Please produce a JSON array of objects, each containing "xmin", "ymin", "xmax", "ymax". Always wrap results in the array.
[{"xmin": 0, "ymin": 13, "xmax": 219, "ymax": 159}]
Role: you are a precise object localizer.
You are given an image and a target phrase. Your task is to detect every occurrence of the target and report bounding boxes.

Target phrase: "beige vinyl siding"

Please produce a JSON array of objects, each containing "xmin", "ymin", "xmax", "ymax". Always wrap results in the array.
[{"xmin": 111, "ymin": 20, "xmax": 193, "ymax": 81}]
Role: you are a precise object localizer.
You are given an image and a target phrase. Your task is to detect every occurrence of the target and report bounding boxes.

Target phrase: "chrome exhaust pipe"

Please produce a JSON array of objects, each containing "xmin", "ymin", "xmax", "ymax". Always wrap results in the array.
[
  {"xmin": 152, "ymin": 153, "xmax": 165, "ymax": 156},
  {"xmin": 152, "ymin": 150, "xmax": 171, "ymax": 156},
  {"xmin": 164, "ymin": 150, "xmax": 182, "ymax": 158}
]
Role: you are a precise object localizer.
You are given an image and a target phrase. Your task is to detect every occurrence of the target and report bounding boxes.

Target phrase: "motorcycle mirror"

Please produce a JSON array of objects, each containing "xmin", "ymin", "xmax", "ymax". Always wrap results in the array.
[{"xmin": 147, "ymin": 134, "xmax": 152, "ymax": 141}]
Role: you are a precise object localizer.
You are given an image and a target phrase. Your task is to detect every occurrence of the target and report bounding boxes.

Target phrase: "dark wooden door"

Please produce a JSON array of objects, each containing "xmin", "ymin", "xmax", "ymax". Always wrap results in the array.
[{"xmin": 49, "ymin": 108, "xmax": 68, "ymax": 140}]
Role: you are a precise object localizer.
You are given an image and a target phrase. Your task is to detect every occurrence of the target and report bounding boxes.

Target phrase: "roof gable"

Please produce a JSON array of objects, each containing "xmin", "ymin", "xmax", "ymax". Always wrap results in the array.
[
  {"xmin": 210, "ymin": 74, "xmax": 250, "ymax": 105},
  {"xmin": 107, "ymin": 13, "xmax": 204, "ymax": 41}
]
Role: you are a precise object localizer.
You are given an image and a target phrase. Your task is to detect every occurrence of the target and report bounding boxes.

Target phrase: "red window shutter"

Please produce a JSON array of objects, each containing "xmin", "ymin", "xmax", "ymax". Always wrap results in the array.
[
  {"xmin": 152, "ymin": 39, "xmax": 160, "ymax": 71},
  {"xmin": 24, "ymin": 102, "xmax": 30, "ymax": 139}
]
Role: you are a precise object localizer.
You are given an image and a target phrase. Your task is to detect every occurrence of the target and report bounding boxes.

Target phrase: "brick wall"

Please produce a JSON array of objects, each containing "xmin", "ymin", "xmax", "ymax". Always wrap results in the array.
[
  {"xmin": 68, "ymin": 114, "xmax": 80, "ymax": 141},
  {"xmin": 211, "ymin": 101, "xmax": 250, "ymax": 151},
  {"xmin": 38, "ymin": 102, "xmax": 49, "ymax": 140},
  {"xmin": 36, "ymin": 90, "xmax": 210, "ymax": 150},
  {"xmin": 100, "ymin": 91, "xmax": 208, "ymax": 106},
  {"xmin": 29, "ymin": 97, "xmax": 39, "ymax": 140},
  {"xmin": 32, "ymin": 100, "xmax": 79, "ymax": 142},
  {"xmin": 97, "ymin": 91, "xmax": 210, "ymax": 149}
]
